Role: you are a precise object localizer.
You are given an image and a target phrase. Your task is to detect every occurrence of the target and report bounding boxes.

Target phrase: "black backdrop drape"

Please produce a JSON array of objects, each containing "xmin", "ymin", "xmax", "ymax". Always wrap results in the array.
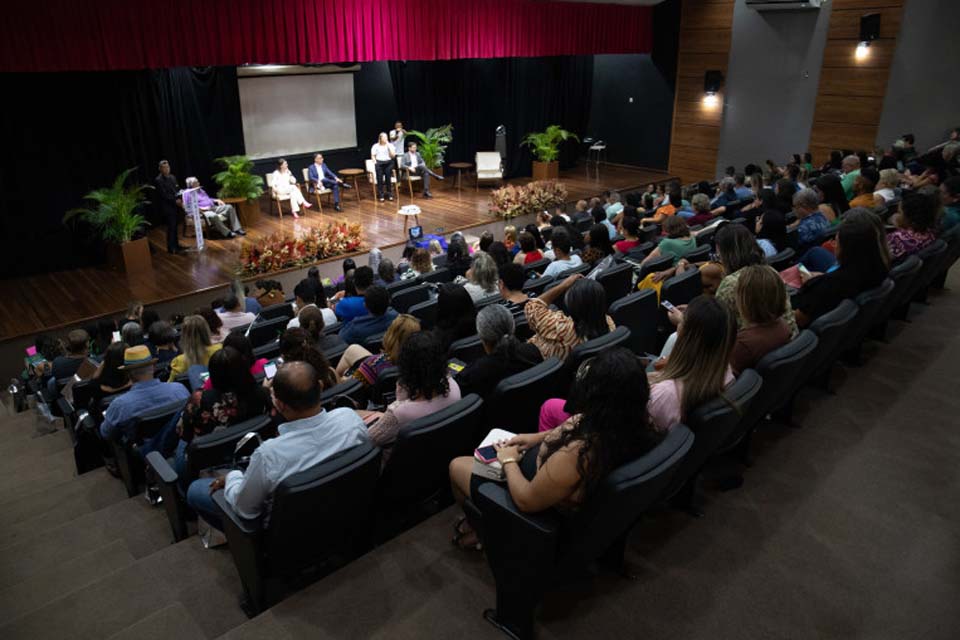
[
  {"xmin": 0, "ymin": 67, "xmax": 243, "ymax": 277},
  {"xmin": 388, "ymin": 57, "xmax": 593, "ymax": 178}
]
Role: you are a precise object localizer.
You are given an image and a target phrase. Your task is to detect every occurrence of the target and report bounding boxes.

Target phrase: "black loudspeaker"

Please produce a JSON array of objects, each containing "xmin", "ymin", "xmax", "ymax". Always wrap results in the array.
[
  {"xmin": 859, "ymin": 13, "xmax": 880, "ymax": 42},
  {"xmin": 703, "ymin": 70, "xmax": 723, "ymax": 94}
]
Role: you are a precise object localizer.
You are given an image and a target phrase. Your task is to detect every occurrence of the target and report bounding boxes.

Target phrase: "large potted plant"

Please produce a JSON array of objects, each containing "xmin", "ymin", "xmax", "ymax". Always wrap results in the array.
[
  {"xmin": 64, "ymin": 168, "xmax": 152, "ymax": 275},
  {"xmin": 521, "ymin": 124, "xmax": 579, "ymax": 181},
  {"xmin": 406, "ymin": 124, "xmax": 453, "ymax": 175},
  {"xmin": 213, "ymin": 155, "xmax": 264, "ymax": 227}
]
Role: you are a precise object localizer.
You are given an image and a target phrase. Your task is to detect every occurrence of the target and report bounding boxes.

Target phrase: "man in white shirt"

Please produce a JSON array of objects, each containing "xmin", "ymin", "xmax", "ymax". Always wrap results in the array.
[
  {"xmin": 388, "ymin": 121, "xmax": 405, "ymax": 155},
  {"xmin": 187, "ymin": 361, "xmax": 369, "ymax": 528},
  {"xmin": 371, "ymin": 132, "xmax": 397, "ymax": 202},
  {"xmin": 216, "ymin": 294, "xmax": 256, "ymax": 332},
  {"xmin": 400, "ymin": 142, "xmax": 444, "ymax": 199},
  {"xmin": 286, "ymin": 279, "xmax": 337, "ymax": 329},
  {"xmin": 542, "ymin": 227, "xmax": 583, "ymax": 278}
]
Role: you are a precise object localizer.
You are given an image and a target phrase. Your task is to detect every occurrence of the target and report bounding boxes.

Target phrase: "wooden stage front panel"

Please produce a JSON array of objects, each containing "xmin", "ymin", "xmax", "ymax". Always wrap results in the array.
[{"xmin": 0, "ymin": 164, "xmax": 673, "ymax": 341}]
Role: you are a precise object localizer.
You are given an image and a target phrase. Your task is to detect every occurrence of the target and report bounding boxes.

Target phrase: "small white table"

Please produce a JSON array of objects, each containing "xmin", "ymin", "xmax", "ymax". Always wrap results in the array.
[{"xmin": 398, "ymin": 204, "xmax": 421, "ymax": 233}]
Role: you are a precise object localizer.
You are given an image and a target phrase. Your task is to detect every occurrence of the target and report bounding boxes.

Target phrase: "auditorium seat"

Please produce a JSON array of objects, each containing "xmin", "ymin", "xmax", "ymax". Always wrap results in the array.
[
  {"xmin": 695, "ymin": 226, "xmax": 717, "ymax": 248},
  {"xmin": 376, "ymin": 394, "xmax": 485, "ymax": 535},
  {"xmin": 624, "ymin": 241, "xmax": 654, "ymax": 261},
  {"xmin": 371, "ymin": 367, "xmax": 400, "ymax": 407},
  {"xmin": 906, "ymin": 239, "xmax": 948, "ymax": 307},
  {"xmin": 596, "ymin": 262, "xmax": 634, "ymax": 305},
  {"xmin": 363, "ymin": 332, "xmax": 385, "ymax": 354},
  {"xmin": 146, "ymin": 414, "xmax": 273, "ymax": 542},
  {"xmin": 214, "ymin": 441, "xmax": 382, "ymax": 615},
  {"xmin": 408, "ymin": 298, "xmax": 438, "ymax": 329},
  {"xmin": 488, "ymin": 358, "xmax": 566, "ymax": 434},
  {"xmin": 608, "ymin": 289, "xmax": 660, "ymax": 356},
  {"xmin": 639, "ymin": 224, "xmax": 660, "ymax": 244},
  {"xmin": 843, "ymin": 278, "xmax": 895, "ymax": 364},
  {"xmin": 468, "ymin": 424, "xmax": 694, "ymax": 640},
  {"xmin": 110, "ymin": 406, "xmax": 183, "ymax": 498},
  {"xmin": 522, "ymin": 257, "xmax": 552, "ymax": 277},
  {"xmin": 638, "ymin": 254, "xmax": 674, "ymax": 280},
  {"xmin": 419, "ymin": 267, "xmax": 453, "ymax": 284},
  {"xmin": 474, "ymin": 293, "xmax": 504, "ymax": 309},
  {"xmin": 557, "ymin": 263, "xmax": 591, "ymax": 279},
  {"xmin": 683, "ymin": 245, "xmax": 711, "ymax": 264},
  {"xmin": 567, "ymin": 326, "xmax": 631, "ymax": 375},
  {"xmin": 385, "ymin": 278, "xmax": 420, "ymax": 296},
  {"xmin": 873, "ymin": 255, "xmax": 921, "ymax": 339},
  {"xmin": 659, "ymin": 268, "xmax": 702, "ymax": 341},
  {"xmin": 253, "ymin": 339, "xmax": 281, "ymax": 361},
  {"xmin": 320, "ymin": 377, "xmax": 365, "ymax": 410},
  {"xmin": 323, "ymin": 342, "xmax": 348, "ymax": 368},
  {"xmin": 390, "ymin": 283, "xmax": 430, "ymax": 313},
  {"xmin": 448, "ymin": 334, "xmax": 486, "ymax": 364},
  {"xmin": 522, "ymin": 275, "xmax": 554, "ymax": 297},
  {"xmin": 666, "ymin": 369, "xmax": 762, "ymax": 515},
  {"xmin": 766, "ymin": 248, "xmax": 796, "ymax": 272},
  {"xmin": 248, "ymin": 316, "xmax": 289, "ymax": 349}
]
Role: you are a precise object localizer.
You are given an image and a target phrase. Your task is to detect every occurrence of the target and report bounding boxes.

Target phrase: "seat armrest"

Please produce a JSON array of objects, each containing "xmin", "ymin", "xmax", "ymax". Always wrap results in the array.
[
  {"xmin": 476, "ymin": 482, "xmax": 559, "ymax": 548},
  {"xmin": 145, "ymin": 451, "xmax": 178, "ymax": 485},
  {"xmin": 213, "ymin": 491, "xmax": 263, "ymax": 536}
]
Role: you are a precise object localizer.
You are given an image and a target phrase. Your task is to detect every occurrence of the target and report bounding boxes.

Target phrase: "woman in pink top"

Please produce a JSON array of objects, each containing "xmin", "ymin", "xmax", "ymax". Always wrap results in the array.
[
  {"xmin": 366, "ymin": 332, "xmax": 461, "ymax": 460},
  {"xmin": 647, "ymin": 295, "xmax": 736, "ymax": 431},
  {"xmin": 201, "ymin": 333, "xmax": 268, "ymax": 390}
]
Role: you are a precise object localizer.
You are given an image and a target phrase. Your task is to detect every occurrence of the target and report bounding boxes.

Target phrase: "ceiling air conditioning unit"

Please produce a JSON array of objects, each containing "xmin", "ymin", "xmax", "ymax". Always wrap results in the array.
[{"xmin": 746, "ymin": 0, "xmax": 822, "ymax": 11}]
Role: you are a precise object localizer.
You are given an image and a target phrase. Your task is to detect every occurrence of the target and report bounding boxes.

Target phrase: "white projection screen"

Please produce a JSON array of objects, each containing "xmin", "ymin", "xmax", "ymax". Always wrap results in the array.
[{"xmin": 239, "ymin": 73, "xmax": 357, "ymax": 159}]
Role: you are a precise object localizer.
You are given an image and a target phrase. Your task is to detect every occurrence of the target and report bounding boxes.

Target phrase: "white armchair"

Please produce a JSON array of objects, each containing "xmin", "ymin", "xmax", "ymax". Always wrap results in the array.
[
  {"xmin": 265, "ymin": 173, "xmax": 292, "ymax": 219},
  {"xmin": 301, "ymin": 167, "xmax": 332, "ymax": 214},
  {"xmin": 475, "ymin": 152, "xmax": 504, "ymax": 191},
  {"xmin": 365, "ymin": 158, "xmax": 398, "ymax": 201}
]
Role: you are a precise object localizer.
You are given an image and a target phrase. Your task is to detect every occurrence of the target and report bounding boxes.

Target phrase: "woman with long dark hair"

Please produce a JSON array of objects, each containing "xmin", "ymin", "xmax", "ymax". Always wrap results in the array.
[
  {"xmin": 525, "ymin": 275, "xmax": 614, "ymax": 360},
  {"xmin": 448, "ymin": 347, "xmax": 664, "ymax": 549},
  {"xmin": 812, "ymin": 174, "xmax": 850, "ymax": 222},
  {"xmin": 755, "ymin": 209, "xmax": 787, "ymax": 256},
  {"xmin": 278, "ymin": 328, "xmax": 339, "ymax": 389},
  {"xmin": 433, "ymin": 283, "xmax": 478, "ymax": 352},
  {"xmin": 581, "ymin": 224, "xmax": 614, "ymax": 268}
]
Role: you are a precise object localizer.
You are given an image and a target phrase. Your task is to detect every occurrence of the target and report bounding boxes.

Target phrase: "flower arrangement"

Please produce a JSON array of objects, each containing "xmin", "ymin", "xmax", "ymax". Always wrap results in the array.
[
  {"xmin": 239, "ymin": 222, "xmax": 363, "ymax": 276},
  {"xmin": 489, "ymin": 180, "xmax": 568, "ymax": 219}
]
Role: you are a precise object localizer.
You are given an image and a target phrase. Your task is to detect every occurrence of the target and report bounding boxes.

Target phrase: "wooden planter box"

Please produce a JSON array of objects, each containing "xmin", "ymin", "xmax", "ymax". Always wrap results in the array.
[
  {"xmin": 106, "ymin": 237, "xmax": 152, "ymax": 277},
  {"xmin": 532, "ymin": 161, "xmax": 559, "ymax": 181}
]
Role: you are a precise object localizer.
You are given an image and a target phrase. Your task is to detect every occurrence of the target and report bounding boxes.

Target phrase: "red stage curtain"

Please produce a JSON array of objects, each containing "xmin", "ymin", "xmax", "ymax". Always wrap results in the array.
[{"xmin": 0, "ymin": 0, "xmax": 653, "ymax": 72}]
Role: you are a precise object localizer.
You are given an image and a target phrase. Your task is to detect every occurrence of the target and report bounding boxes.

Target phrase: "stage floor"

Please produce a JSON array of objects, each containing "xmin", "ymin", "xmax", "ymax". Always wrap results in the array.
[{"xmin": 0, "ymin": 164, "xmax": 673, "ymax": 341}]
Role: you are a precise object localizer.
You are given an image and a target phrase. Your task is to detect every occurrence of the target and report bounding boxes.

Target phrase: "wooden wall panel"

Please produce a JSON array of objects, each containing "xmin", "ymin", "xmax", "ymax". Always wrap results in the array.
[
  {"xmin": 807, "ymin": 0, "xmax": 904, "ymax": 164},
  {"xmin": 667, "ymin": 0, "xmax": 735, "ymax": 185}
]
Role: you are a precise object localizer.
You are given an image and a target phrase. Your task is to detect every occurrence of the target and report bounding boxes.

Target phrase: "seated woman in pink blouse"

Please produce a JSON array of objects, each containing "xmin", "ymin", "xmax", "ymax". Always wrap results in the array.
[
  {"xmin": 365, "ymin": 331, "xmax": 461, "ymax": 460},
  {"xmin": 887, "ymin": 190, "xmax": 938, "ymax": 263}
]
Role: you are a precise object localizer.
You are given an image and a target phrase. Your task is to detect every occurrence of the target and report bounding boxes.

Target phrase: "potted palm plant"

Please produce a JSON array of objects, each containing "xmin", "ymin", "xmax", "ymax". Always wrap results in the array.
[
  {"xmin": 521, "ymin": 124, "xmax": 579, "ymax": 181},
  {"xmin": 64, "ymin": 168, "xmax": 152, "ymax": 275},
  {"xmin": 213, "ymin": 155, "xmax": 264, "ymax": 227},
  {"xmin": 406, "ymin": 124, "xmax": 453, "ymax": 175}
]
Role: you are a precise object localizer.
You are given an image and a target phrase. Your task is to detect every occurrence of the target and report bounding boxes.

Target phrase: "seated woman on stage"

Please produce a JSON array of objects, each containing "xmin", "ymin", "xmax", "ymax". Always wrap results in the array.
[
  {"xmin": 270, "ymin": 158, "xmax": 311, "ymax": 219},
  {"xmin": 448, "ymin": 347, "xmax": 663, "ymax": 550}
]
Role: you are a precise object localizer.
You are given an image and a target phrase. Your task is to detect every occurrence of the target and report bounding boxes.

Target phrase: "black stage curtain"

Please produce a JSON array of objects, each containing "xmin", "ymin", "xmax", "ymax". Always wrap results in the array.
[
  {"xmin": 389, "ymin": 57, "xmax": 593, "ymax": 179},
  {"xmin": 0, "ymin": 67, "xmax": 243, "ymax": 278}
]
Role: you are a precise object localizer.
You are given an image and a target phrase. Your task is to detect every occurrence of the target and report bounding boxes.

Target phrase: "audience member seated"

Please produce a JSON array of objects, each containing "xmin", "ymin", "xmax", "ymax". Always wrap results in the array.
[
  {"xmin": 604, "ymin": 191, "xmax": 624, "ymax": 219},
  {"xmin": 202, "ymin": 333, "xmax": 269, "ymax": 389},
  {"xmin": 849, "ymin": 168, "xmax": 882, "ymax": 209},
  {"xmin": 503, "ymin": 225, "xmax": 519, "ymax": 255},
  {"xmin": 812, "ymin": 174, "xmax": 849, "ymax": 223},
  {"xmin": 614, "ymin": 217, "xmax": 642, "ymax": 254},
  {"xmin": 498, "ymin": 263, "xmax": 531, "ymax": 315},
  {"xmin": 148, "ymin": 321, "xmax": 179, "ymax": 365},
  {"xmin": 793, "ymin": 213, "xmax": 890, "ymax": 328},
  {"xmin": 524, "ymin": 224, "xmax": 547, "ymax": 252},
  {"xmin": 729, "ymin": 266, "xmax": 792, "ymax": 376},
  {"xmin": 253, "ymin": 279, "xmax": 285, "ymax": 309},
  {"xmin": 462, "ymin": 251, "xmax": 500, "ymax": 302},
  {"xmin": 755, "ymin": 209, "xmax": 787, "ymax": 258},
  {"xmin": 643, "ymin": 216, "xmax": 697, "ymax": 266},
  {"xmin": 339, "ymin": 285, "xmax": 399, "ymax": 346},
  {"xmin": 874, "ymin": 169, "xmax": 900, "ymax": 204},
  {"xmin": 365, "ymin": 331, "xmax": 462, "ymax": 454},
  {"xmin": 571, "ymin": 199, "xmax": 592, "ymax": 225},
  {"xmin": 169, "ymin": 315, "xmax": 222, "ymax": 381},
  {"xmin": 401, "ymin": 248, "xmax": 434, "ymax": 280},
  {"xmin": 336, "ymin": 314, "xmax": 419, "ymax": 389},
  {"xmin": 888, "ymin": 191, "xmax": 939, "ymax": 262},
  {"xmin": 840, "ymin": 154, "xmax": 861, "ymax": 200},
  {"xmin": 92, "ymin": 342, "xmax": 132, "ymax": 397},
  {"xmin": 526, "ymin": 274, "xmax": 614, "ymax": 360},
  {"xmin": 178, "ymin": 346, "xmax": 271, "ymax": 465},
  {"xmin": 648, "ymin": 296, "xmax": 736, "ymax": 431},
  {"xmin": 183, "ymin": 177, "xmax": 246, "ymax": 238},
  {"xmin": 513, "ymin": 231, "xmax": 544, "ymax": 265},
  {"xmin": 542, "ymin": 228, "xmax": 583, "ymax": 278},
  {"xmin": 196, "ymin": 307, "xmax": 227, "ymax": 343},
  {"xmin": 456, "ymin": 305, "xmax": 543, "ymax": 398},
  {"xmin": 485, "ymin": 241, "xmax": 511, "ymax": 270},
  {"xmin": 186, "ymin": 361, "xmax": 368, "ymax": 528},
  {"xmin": 714, "ymin": 225, "xmax": 799, "ymax": 337},
  {"xmin": 334, "ymin": 266, "xmax": 375, "ymax": 322},
  {"xmin": 789, "ymin": 188, "xmax": 831, "ymax": 252},
  {"xmin": 279, "ymin": 328, "xmax": 339, "ymax": 390},
  {"xmin": 591, "ymin": 206, "xmax": 617, "ymax": 240},
  {"xmin": 941, "ymin": 176, "xmax": 960, "ymax": 231},
  {"xmin": 581, "ymin": 224, "xmax": 615, "ymax": 270},
  {"xmin": 121, "ymin": 322, "xmax": 143, "ymax": 348},
  {"xmin": 376, "ymin": 257, "xmax": 398, "ymax": 286},
  {"xmin": 139, "ymin": 309, "xmax": 159, "ymax": 336},
  {"xmin": 288, "ymin": 278, "xmax": 337, "ymax": 329},
  {"xmin": 51, "ymin": 329, "xmax": 90, "ymax": 380},
  {"xmin": 445, "ymin": 235, "xmax": 473, "ymax": 280},
  {"xmin": 434, "ymin": 283, "xmax": 478, "ymax": 352},
  {"xmin": 448, "ymin": 347, "xmax": 663, "ymax": 550},
  {"xmin": 642, "ymin": 183, "xmax": 681, "ymax": 224},
  {"xmin": 217, "ymin": 294, "xmax": 256, "ymax": 332},
  {"xmin": 99, "ymin": 345, "xmax": 190, "ymax": 450},
  {"xmin": 297, "ymin": 305, "xmax": 346, "ymax": 358}
]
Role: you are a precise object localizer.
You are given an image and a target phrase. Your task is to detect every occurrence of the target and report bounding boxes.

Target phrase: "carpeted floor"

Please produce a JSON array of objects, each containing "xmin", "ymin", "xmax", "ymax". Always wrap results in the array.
[{"xmin": 1, "ymin": 270, "xmax": 958, "ymax": 639}]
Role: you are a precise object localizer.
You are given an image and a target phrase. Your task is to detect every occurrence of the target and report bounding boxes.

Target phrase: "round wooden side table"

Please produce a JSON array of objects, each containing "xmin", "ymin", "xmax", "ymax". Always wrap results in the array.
[
  {"xmin": 448, "ymin": 162, "xmax": 473, "ymax": 193},
  {"xmin": 338, "ymin": 168, "xmax": 365, "ymax": 203}
]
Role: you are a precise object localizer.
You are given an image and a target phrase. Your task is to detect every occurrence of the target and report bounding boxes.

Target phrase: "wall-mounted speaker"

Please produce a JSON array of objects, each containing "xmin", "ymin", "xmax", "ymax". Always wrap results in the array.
[
  {"xmin": 859, "ymin": 13, "xmax": 880, "ymax": 42},
  {"xmin": 704, "ymin": 70, "xmax": 724, "ymax": 94}
]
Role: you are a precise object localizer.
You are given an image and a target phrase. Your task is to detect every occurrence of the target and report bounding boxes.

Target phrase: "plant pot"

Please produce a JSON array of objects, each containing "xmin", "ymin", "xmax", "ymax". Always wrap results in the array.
[
  {"xmin": 532, "ymin": 161, "xmax": 559, "ymax": 181},
  {"xmin": 224, "ymin": 197, "xmax": 258, "ymax": 228},
  {"xmin": 106, "ymin": 237, "xmax": 152, "ymax": 276}
]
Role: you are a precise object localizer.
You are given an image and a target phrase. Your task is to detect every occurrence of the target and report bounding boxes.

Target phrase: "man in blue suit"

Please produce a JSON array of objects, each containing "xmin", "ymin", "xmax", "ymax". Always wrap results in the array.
[{"xmin": 307, "ymin": 153, "xmax": 349, "ymax": 212}]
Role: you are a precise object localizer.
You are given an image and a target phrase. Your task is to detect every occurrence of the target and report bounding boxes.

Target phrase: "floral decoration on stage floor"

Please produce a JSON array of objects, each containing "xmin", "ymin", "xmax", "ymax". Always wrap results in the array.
[
  {"xmin": 238, "ymin": 221, "xmax": 363, "ymax": 275},
  {"xmin": 489, "ymin": 180, "xmax": 568, "ymax": 219}
]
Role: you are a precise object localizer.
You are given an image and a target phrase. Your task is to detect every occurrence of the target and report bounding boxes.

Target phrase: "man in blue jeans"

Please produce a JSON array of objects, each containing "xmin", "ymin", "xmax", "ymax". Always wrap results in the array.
[{"xmin": 187, "ymin": 361, "xmax": 369, "ymax": 529}]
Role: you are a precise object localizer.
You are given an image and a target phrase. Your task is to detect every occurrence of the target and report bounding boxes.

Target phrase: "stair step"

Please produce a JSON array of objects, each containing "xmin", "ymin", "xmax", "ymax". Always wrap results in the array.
[
  {"xmin": 107, "ymin": 602, "xmax": 208, "ymax": 640},
  {"xmin": 0, "ymin": 540, "xmax": 135, "ymax": 626},
  {"xmin": 0, "ymin": 425, "xmax": 72, "ymax": 460},
  {"xmin": 0, "ymin": 451, "xmax": 83, "ymax": 503},
  {"xmin": 216, "ymin": 612, "xmax": 294, "ymax": 640},
  {"xmin": 0, "ymin": 467, "xmax": 128, "ymax": 531},
  {"xmin": 0, "ymin": 537, "xmax": 248, "ymax": 640},
  {"xmin": 0, "ymin": 496, "xmax": 169, "ymax": 590}
]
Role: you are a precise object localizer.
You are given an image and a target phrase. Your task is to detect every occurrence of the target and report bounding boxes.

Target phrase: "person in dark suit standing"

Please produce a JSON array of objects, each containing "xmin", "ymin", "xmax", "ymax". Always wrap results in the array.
[
  {"xmin": 400, "ymin": 141, "xmax": 443, "ymax": 199},
  {"xmin": 155, "ymin": 160, "xmax": 186, "ymax": 254},
  {"xmin": 307, "ymin": 153, "xmax": 348, "ymax": 212}
]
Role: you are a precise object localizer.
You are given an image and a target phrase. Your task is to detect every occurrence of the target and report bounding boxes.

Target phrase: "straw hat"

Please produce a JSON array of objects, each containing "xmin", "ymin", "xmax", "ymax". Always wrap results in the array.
[{"xmin": 118, "ymin": 345, "xmax": 157, "ymax": 370}]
